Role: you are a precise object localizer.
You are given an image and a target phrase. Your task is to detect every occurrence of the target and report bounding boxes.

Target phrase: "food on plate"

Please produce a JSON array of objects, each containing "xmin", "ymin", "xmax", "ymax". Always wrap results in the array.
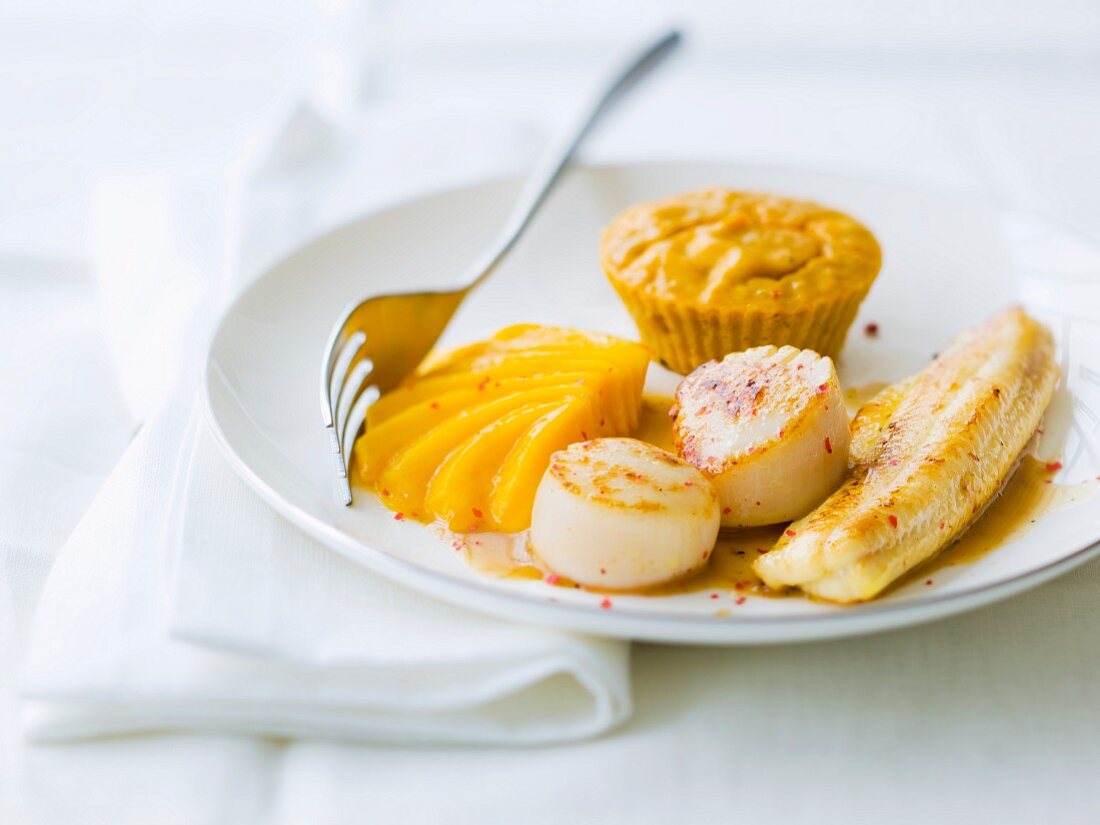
[
  {"xmin": 846, "ymin": 374, "xmax": 917, "ymax": 465},
  {"xmin": 754, "ymin": 307, "xmax": 1058, "ymax": 603},
  {"xmin": 337, "ymin": 171, "xmax": 1072, "ymax": 613},
  {"xmin": 600, "ymin": 188, "xmax": 881, "ymax": 374},
  {"xmin": 671, "ymin": 345, "xmax": 849, "ymax": 528},
  {"xmin": 353, "ymin": 324, "xmax": 648, "ymax": 532},
  {"xmin": 529, "ymin": 438, "xmax": 721, "ymax": 589}
]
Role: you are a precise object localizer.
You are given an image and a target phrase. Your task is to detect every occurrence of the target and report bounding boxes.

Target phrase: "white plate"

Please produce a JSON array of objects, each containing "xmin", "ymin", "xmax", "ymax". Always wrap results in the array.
[{"xmin": 204, "ymin": 160, "xmax": 1100, "ymax": 644}]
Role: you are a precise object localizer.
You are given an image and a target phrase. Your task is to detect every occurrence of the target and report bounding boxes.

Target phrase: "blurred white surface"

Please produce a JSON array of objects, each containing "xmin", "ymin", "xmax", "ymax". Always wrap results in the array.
[
  {"xmin": 19, "ymin": 115, "xmax": 629, "ymax": 748},
  {"xmin": 2, "ymin": 1, "xmax": 1100, "ymax": 823},
  {"xmin": 4, "ymin": 0, "xmax": 1100, "ymax": 259}
]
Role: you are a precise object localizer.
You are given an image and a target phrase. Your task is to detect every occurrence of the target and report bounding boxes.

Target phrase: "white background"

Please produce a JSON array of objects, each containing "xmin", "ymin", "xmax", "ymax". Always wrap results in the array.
[{"xmin": 3, "ymin": 1, "xmax": 1100, "ymax": 822}]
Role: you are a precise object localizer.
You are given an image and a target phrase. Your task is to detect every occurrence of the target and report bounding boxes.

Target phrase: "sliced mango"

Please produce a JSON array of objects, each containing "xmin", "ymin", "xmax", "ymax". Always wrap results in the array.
[
  {"xmin": 367, "ymin": 370, "xmax": 594, "ymax": 428},
  {"xmin": 489, "ymin": 398, "xmax": 600, "ymax": 533},
  {"xmin": 353, "ymin": 324, "xmax": 648, "ymax": 531},
  {"xmin": 376, "ymin": 388, "xmax": 589, "ymax": 516},
  {"xmin": 355, "ymin": 388, "xmax": 496, "ymax": 483},
  {"xmin": 424, "ymin": 400, "xmax": 561, "ymax": 531},
  {"xmin": 419, "ymin": 324, "xmax": 638, "ymax": 373}
]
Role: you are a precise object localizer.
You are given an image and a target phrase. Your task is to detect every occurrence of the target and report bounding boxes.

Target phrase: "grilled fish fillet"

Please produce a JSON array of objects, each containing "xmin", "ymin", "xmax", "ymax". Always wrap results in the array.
[{"xmin": 754, "ymin": 307, "xmax": 1058, "ymax": 603}]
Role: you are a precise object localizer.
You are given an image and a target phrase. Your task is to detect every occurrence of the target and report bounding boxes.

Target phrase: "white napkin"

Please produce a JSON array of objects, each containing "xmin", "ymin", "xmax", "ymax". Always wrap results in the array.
[{"xmin": 21, "ymin": 104, "xmax": 631, "ymax": 745}]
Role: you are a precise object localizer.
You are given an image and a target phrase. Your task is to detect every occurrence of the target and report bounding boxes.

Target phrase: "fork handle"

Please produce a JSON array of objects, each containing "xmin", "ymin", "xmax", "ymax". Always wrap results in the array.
[{"xmin": 463, "ymin": 28, "xmax": 682, "ymax": 290}]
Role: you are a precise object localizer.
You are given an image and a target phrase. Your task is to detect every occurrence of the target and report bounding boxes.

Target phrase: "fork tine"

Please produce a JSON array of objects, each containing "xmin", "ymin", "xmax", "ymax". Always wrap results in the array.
[
  {"xmin": 321, "ymin": 295, "xmax": 367, "ymax": 423},
  {"xmin": 335, "ymin": 357, "xmax": 374, "ymax": 455},
  {"xmin": 322, "ymin": 321, "xmax": 345, "ymax": 430},
  {"xmin": 335, "ymin": 473, "xmax": 353, "ymax": 507},
  {"xmin": 341, "ymin": 383, "xmax": 380, "ymax": 473},
  {"xmin": 321, "ymin": 301, "xmax": 385, "ymax": 505},
  {"xmin": 324, "ymin": 329, "xmax": 366, "ymax": 432},
  {"xmin": 322, "ymin": 304, "xmax": 368, "ymax": 505}
]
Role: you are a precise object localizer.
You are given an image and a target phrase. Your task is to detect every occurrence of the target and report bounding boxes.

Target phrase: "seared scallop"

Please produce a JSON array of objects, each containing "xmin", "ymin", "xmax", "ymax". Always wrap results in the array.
[
  {"xmin": 529, "ymin": 438, "xmax": 720, "ymax": 589},
  {"xmin": 672, "ymin": 345, "xmax": 849, "ymax": 527}
]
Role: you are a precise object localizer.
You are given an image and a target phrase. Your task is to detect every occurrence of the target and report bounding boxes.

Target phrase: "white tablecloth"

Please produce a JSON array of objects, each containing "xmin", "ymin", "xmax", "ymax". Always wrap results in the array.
[{"xmin": 4, "ymin": 3, "xmax": 1100, "ymax": 823}]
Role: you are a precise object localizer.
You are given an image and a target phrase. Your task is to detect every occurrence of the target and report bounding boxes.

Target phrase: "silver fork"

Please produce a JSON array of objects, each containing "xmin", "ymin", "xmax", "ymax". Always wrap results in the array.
[{"xmin": 321, "ymin": 28, "xmax": 681, "ymax": 504}]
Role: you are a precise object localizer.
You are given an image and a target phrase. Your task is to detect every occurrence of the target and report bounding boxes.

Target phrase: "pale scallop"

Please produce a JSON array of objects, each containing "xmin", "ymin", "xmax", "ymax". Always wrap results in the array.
[
  {"xmin": 672, "ymin": 345, "xmax": 849, "ymax": 527},
  {"xmin": 529, "ymin": 438, "xmax": 720, "ymax": 590}
]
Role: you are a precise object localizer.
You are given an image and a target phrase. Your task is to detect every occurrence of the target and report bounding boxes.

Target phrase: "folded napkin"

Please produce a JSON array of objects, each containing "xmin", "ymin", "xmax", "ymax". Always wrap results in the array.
[{"xmin": 21, "ymin": 103, "xmax": 631, "ymax": 745}]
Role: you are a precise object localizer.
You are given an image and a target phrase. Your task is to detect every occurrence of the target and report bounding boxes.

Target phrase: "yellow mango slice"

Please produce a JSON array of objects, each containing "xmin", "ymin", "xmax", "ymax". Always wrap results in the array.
[
  {"xmin": 376, "ymin": 388, "xmax": 591, "ymax": 516},
  {"xmin": 424, "ymin": 351, "xmax": 644, "ymax": 432},
  {"xmin": 367, "ymin": 370, "xmax": 593, "ymax": 428},
  {"xmin": 354, "ymin": 324, "xmax": 648, "ymax": 531},
  {"xmin": 415, "ymin": 323, "xmax": 605, "ymax": 369},
  {"xmin": 489, "ymin": 398, "xmax": 600, "ymax": 533},
  {"xmin": 424, "ymin": 400, "xmax": 561, "ymax": 531},
  {"xmin": 355, "ymin": 388, "xmax": 497, "ymax": 483}
]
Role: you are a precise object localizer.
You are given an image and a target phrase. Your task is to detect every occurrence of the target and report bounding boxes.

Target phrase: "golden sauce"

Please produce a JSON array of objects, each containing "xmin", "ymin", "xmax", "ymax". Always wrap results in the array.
[
  {"xmin": 636, "ymin": 526, "xmax": 789, "ymax": 598},
  {"xmin": 843, "ymin": 381, "xmax": 889, "ymax": 417},
  {"xmin": 893, "ymin": 456, "xmax": 1096, "ymax": 589},
  {"xmin": 457, "ymin": 521, "xmax": 789, "ymax": 597},
  {"xmin": 635, "ymin": 394, "xmax": 676, "ymax": 451},
  {"xmin": 447, "ymin": 531, "xmax": 528, "ymax": 576},
  {"xmin": 450, "ymin": 529, "xmax": 574, "ymax": 586},
  {"xmin": 840, "ymin": 380, "xmax": 893, "ymax": 415},
  {"xmin": 451, "ymin": 392, "xmax": 1096, "ymax": 605}
]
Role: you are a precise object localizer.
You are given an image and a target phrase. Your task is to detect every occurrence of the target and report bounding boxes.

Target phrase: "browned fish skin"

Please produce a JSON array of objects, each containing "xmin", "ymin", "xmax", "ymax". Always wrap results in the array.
[{"xmin": 754, "ymin": 307, "xmax": 1058, "ymax": 603}]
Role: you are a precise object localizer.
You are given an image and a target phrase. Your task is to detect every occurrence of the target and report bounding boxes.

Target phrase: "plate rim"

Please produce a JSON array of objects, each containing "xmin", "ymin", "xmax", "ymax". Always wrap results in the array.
[{"xmin": 202, "ymin": 158, "xmax": 1100, "ymax": 644}]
